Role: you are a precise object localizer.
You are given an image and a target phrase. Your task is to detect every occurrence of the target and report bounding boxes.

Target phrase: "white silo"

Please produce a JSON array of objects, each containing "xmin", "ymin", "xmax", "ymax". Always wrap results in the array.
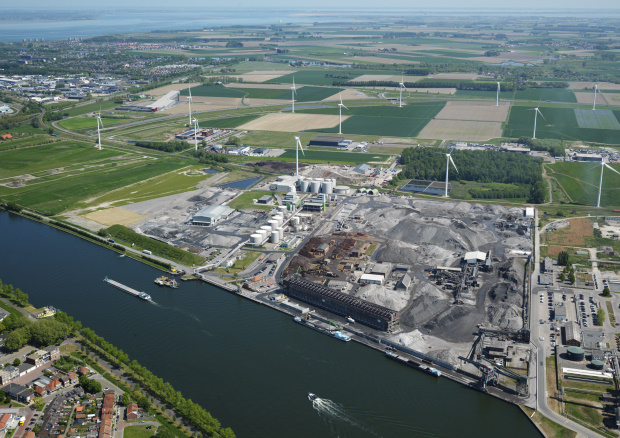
[
  {"xmin": 268, "ymin": 219, "xmax": 278, "ymax": 230},
  {"xmin": 256, "ymin": 229, "xmax": 267, "ymax": 242},
  {"xmin": 270, "ymin": 230, "xmax": 280, "ymax": 244},
  {"xmin": 300, "ymin": 180, "xmax": 310, "ymax": 192},
  {"xmin": 278, "ymin": 205, "xmax": 287, "ymax": 214},
  {"xmin": 293, "ymin": 216, "xmax": 300, "ymax": 226},
  {"xmin": 277, "ymin": 227, "xmax": 284, "ymax": 240},
  {"xmin": 310, "ymin": 180, "xmax": 321, "ymax": 193},
  {"xmin": 322, "ymin": 180, "xmax": 333, "ymax": 194},
  {"xmin": 250, "ymin": 234, "xmax": 262, "ymax": 245},
  {"xmin": 274, "ymin": 215, "xmax": 284, "ymax": 226},
  {"xmin": 334, "ymin": 185, "xmax": 350, "ymax": 194}
]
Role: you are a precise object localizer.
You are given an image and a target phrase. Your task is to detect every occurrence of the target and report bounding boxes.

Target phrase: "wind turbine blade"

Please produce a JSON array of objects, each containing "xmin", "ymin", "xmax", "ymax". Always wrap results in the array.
[
  {"xmin": 299, "ymin": 139, "xmax": 305, "ymax": 156},
  {"xmin": 586, "ymin": 163, "xmax": 602, "ymax": 172},
  {"xmin": 449, "ymin": 155, "xmax": 459, "ymax": 174},
  {"xmin": 342, "ymin": 104, "xmax": 349, "ymax": 110},
  {"xmin": 604, "ymin": 163, "xmax": 620, "ymax": 176},
  {"xmin": 537, "ymin": 109, "xmax": 546, "ymax": 121}
]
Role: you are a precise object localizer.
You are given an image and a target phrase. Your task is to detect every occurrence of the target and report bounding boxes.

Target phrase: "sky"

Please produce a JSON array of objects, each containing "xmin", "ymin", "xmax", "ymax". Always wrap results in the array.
[{"xmin": 3, "ymin": 0, "xmax": 619, "ymax": 10}]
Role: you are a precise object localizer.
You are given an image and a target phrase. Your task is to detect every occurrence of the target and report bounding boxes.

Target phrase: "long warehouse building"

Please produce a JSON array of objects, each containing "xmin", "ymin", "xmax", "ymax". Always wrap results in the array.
[{"xmin": 283, "ymin": 276, "xmax": 400, "ymax": 332}]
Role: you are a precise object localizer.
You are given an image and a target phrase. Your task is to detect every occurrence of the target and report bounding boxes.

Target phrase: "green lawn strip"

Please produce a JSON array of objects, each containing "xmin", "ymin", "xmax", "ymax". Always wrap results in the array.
[
  {"xmin": 106, "ymin": 225, "xmax": 203, "ymax": 266},
  {"xmin": 278, "ymin": 149, "xmax": 391, "ymax": 164},
  {"xmin": 545, "ymin": 162, "xmax": 620, "ymax": 207},
  {"xmin": 123, "ymin": 425, "xmax": 155, "ymax": 438},
  {"xmin": 215, "ymin": 251, "xmax": 261, "ymax": 274},
  {"xmin": 58, "ymin": 116, "xmax": 134, "ymax": 132},
  {"xmin": 227, "ymin": 190, "xmax": 274, "ymax": 211},
  {"xmin": 521, "ymin": 406, "xmax": 577, "ymax": 438},
  {"xmin": 63, "ymin": 100, "xmax": 120, "ymax": 117},
  {"xmin": 0, "ymin": 300, "xmax": 27, "ymax": 319}
]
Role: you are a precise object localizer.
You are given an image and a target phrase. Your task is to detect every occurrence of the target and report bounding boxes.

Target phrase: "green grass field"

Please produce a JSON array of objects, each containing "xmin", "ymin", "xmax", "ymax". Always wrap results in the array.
[
  {"xmin": 63, "ymin": 100, "xmax": 120, "ymax": 117},
  {"xmin": 58, "ymin": 116, "xmax": 133, "ymax": 131},
  {"xmin": 503, "ymin": 106, "xmax": 620, "ymax": 144},
  {"xmin": 455, "ymin": 88, "xmax": 577, "ymax": 103},
  {"xmin": 227, "ymin": 190, "xmax": 274, "ymax": 211},
  {"xmin": 200, "ymin": 115, "xmax": 262, "ymax": 129},
  {"xmin": 574, "ymin": 109, "xmax": 620, "ymax": 129},
  {"xmin": 0, "ymin": 158, "xmax": 189, "ymax": 215},
  {"xmin": 299, "ymin": 102, "xmax": 445, "ymax": 137},
  {"xmin": 279, "ymin": 149, "xmax": 391, "ymax": 164},
  {"xmin": 546, "ymin": 161, "xmax": 620, "ymax": 206},
  {"xmin": 265, "ymin": 69, "xmax": 391, "ymax": 86},
  {"xmin": 0, "ymin": 142, "xmax": 123, "ymax": 179},
  {"xmin": 123, "ymin": 426, "xmax": 155, "ymax": 438},
  {"xmin": 178, "ymin": 85, "xmax": 342, "ymax": 102}
]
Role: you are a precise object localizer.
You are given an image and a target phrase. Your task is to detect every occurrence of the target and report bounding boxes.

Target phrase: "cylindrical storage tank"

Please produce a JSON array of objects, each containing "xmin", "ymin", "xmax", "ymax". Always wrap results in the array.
[
  {"xmin": 293, "ymin": 216, "xmax": 300, "ymax": 225},
  {"xmin": 300, "ymin": 180, "xmax": 310, "ymax": 192},
  {"xmin": 275, "ymin": 215, "xmax": 284, "ymax": 226},
  {"xmin": 250, "ymin": 234, "xmax": 261, "ymax": 245},
  {"xmin": 591, "ymin": 360, "xmax": 605, "ymax": 370},
  {"xmin": 261, "ymin": 225, "xmax": 272, "ymax": 232},
  {"xmin": 322, "ymin": 181, "xmax": 333, "ymax": 194},
  {"xmin": 270, "ymin": 230, "xmax": 280, "ymax": 244},
  {"xmin": 288, "ymin": 185, "xmax": 296, "ymax": 194},
  {"xmin": 310, "ymin": 180, "xmax": 321, "ymax": 193},
  {"xmin": 268, "ymin": 220, "xmax": 278, "ymax": 230},
  {"xmin": 334, "ymin": 185, "xmax": 350, "ymax": 194},
  {"xmin": 278, "ymin": 205, "xmax": 287, "ymax": 214},
  {"xmin": 567, "ymin": 346, "xmax": 585, "ymax": 361},
  {"xmin": 277, "ymin": 227, "xmax": 284, "ymax": 240},
  {"xmin": 256, "ymin": 230, "xmax": 267, "ymax": 242}
]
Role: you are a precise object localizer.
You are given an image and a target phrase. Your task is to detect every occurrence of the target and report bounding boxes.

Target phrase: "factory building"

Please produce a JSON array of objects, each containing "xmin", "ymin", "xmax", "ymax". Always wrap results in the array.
[
  {"xmin": 359, "ymin": 274, "xmax": 384, "ymax": 285},
  {"xmin": 396, "ymin": 273, "xmax": 413, "ymax": 290},
  {"xmin": 302, "ymin": 202, "xmax": 324, "ymax": 212},
  {"xmin": 564, "ymin": 322, "xmax": 581, "ymax": 347},
  {"xmin": 191, "ymin": 205, "xmax": 234, "ymax": 226},
  {"xmin": 257, "ymin": 195, "xmax": 273, "ymax": 205},
  {"xmin": 308, "ymin": 136, "xmax": 346, "ymax": 147},
  {"xmin": 284, "ymin": 276, "xmax": 400, "ymax": 332},
  {"xmin": 353, "ymin": 164, "xmax": 372, "ymax": 175},
  {"xmin": 554, "ymin": 303, "xmax": 567, "ymax": 322},
  {"xmin": 574, "ymin": 153, "xmax": 603, "ymax": 162},
  {"xmin": 542, "ymin": 257, "xmax": 553, "ymax": 273}
]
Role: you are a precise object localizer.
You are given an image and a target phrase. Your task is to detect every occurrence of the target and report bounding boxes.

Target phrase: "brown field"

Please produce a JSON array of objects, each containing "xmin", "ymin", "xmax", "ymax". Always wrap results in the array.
[
  {"xmin": 231, "ymin": 70, "xmax": 295, "ymax": 83},
  {"xmin": 574, "ymin": 92, "xmax": 610, "ymax": 106},
  {"xmin": 547, "ymin": 245, "xmax": 566, "ymax": 257},
  {"xmin": 569, "ymin": 82, "xmax": 620, "ymax": 91},
  {"xmin": 322, "ymin": 89, "xmax": 371, "ymax": 101},
  {"xmin": 224, "ymin": 83, "xmax": 299, "ymax": 89},
  {"xmin": 544, "ymin": 218, "xmax": 593, "ymax": 247},
  {"xmin": 469, "ymin": 52, "xmax": 544, "ymax": 63},
  {"xmin": 408, "ymin": 88, "xmax": 457, "ymax": 95},
  {"xmin": 242, "ymin": 98, "xmax": 290, "ymax": 106},
  {"xmin": 435, "ymin": 101, "xmax": 510, "ymax": 122},
  {"xmin": 604, "ymin": 94, "xmax": 620, "ymax": 105},
  {"xmin": 83, "ymin": 207, "xmax": 146, "ymax": 227},
  {"xmin": 146, "ymin": 82, "xmax": 200, "ymax": 97},
  {"xmin": 238, "ymin": 113, "xmax": 347, "ymax": 132},
  {"xmin": 417, "ymin": 120, "xmax": 503, "ymax": 141},
  {"xmin": 161, "ymin": 97, "xmax": 242, "ymax": 114},
  {"xmin": 557, "ymin": 50, "xmax": 596, "ymax": 57},
  {"xmin": 350, "ymin": 56, "xmax": 419, "ymax": 64}
]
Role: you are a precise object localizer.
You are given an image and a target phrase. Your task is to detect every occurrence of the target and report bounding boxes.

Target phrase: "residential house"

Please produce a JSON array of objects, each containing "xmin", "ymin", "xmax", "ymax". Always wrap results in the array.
[
  {"xmin": 126, "ymin": 402, "xmax": 138, "ymax": 420},
  {"xmin": 2, "ymin": 383, "xmax": 34, "ymax": 404}
]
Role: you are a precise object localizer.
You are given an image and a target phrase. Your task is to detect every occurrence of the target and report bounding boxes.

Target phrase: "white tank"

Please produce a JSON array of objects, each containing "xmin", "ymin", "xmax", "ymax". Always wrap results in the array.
[
  {"xmin": 322, "ymin": 181, "xmax": 333, "ymax": 194},
  {"xmin": 261, "ymin": 225, "xmax": 272, "ymax": 232},
  {"xmin": 256, "ymin": 230, "xmax": 267, "ymax": 242},
  {"xmin": 293, "ymin": 216, "xmax": 300, "ymax": 225},
  {"xmin": 250, "ymin": 234, "xmax": 262, "ymax": 245},
  {"xmin": 277, "ymin": 227, "xmax": 284, "ymax": 239},
  {"xmin": 274, "ymin": 215, "xmax": 284, "ymax": 226},
  {"xmin": 310, "ymin": 180, "xmax": 321, "ymax": 193},
  {"xmin": 334, "ymin": 185, "xmax": 350, "ymax": 194},
  {"xmin": 268, "ymin": 220, "xmax": 278, "ymax": 230},
  {"xmin": 278, "ymin": 205, "xmax": 287, "ymax": 213},
  {"xmin": 270, "ymin": 230, "xmax": 280, "ymax": 243},
  {"xmin": 288, "ymin": 185, "xmax": 296, "ymax": 194},
  {"xmin": 300, "ymin": 180, "xmax": 310, "ymax": 192}
]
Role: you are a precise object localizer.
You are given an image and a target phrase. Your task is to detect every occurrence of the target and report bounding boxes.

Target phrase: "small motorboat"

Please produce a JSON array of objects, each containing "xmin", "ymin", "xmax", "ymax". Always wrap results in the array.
[{"xmin": 308, "ymin": 393, "xmax": 318, "ymax": 401}]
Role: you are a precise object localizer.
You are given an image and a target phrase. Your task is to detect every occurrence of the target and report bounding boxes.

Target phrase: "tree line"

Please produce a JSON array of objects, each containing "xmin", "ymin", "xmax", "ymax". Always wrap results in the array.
[{"xmin": 133, "ymin": 140, "xmax": 189, "ymax": 153}]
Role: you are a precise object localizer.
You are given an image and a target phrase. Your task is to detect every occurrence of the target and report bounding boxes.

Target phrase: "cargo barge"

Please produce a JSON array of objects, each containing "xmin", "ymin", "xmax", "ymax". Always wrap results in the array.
[
  {"xmin": 293, "ymin": 316, "xmax": 351, "ymax": 342},
  {"xmin": 104, "ymin": 277, "xmax": 151, "ymax": 301},
  {"xmin": 385, "ymin": 351, "xmax": 441, "ymax": 377}
]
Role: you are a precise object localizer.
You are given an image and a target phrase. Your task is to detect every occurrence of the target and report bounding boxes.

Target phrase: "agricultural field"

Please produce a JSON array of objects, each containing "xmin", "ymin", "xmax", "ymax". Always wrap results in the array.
[
  {"xmin": 455, "ymin": 88, "xmax": 577, "ymax": 103},
  {"xmin": 238, "ymin": 113, "xmax": 345, "ymax": 132},
  {"xmin": 418, "ymin": 120, "xmax": 503, "ymax": 141},
  {"xmin": 574, "ymin": 109, "xmax": 620, "ymax": 129},
  {"xmin": 58, "ymin": 116, "xmax": 136, "ymax": 131},
  {"xmin": 0, "ymin": 142, "xmax": 124, "ymax": 179},
  {"xmin": 503, "ymin": 106, "xmax": 620, "ymax": 144},
  {"xmin": 179, "ymin": 85, "xmax": 246, "ymax": 98},
  {"xmin": 299, "ymin": 102, "xmax": 446, "ymax": 137},
  {"xmin": 545, "ymin": 162, "xmax": 620, "ymax": 207},
  {"xmin": 434, "ymin": 101, "xmax": 509, "ymax": 122},
  {"xmin": 278, "ymin": 149, "xmax": 392, "ymax": 165},
  {"xmin": 180, "ymin": 85, "xmax": 342, "ymax": 102},
  {"xmin": 542, "ymin": 218, "xmax": 593, "ymax": 247},
  {"xmin": 266, "ymin": 69, "xmax": 386, "ymax": 86}
]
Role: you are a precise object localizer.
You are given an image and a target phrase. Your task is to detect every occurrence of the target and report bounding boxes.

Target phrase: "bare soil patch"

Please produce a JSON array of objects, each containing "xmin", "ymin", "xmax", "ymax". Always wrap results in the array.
[
  {"xmin": 321, "ymin": 88, "xmax": 371, "ymax": 101},
  {"xmin": 231, "ymin": 70, "xmax": 295, "ymax": 83},
  {"xmin": 238, "ymin": 113, "xmax": 346, "ymax": 132},
  {"xmin": 574, "ymin": 92, "xmax": 609, "ymax": 106},
  {"xmin": 160, "ymin": 97, "xmax": 242, "ymax": 114},
  {"xmin": 569, "ymin": 82, "xmax": 620, "ymax": 91},
  {"xmin": 435, "ymin": 101, "xmax": 510, "ymax": 122},
  {"xmin": 224, "ymin": 83, "xmax": 299, "ymax": 90},
  {"xmin": 417, "ymin": 120, "xmax": 503, "ymax": 141},
  {"xmin": 83, "ymin": 207, "xmax": 147, "ymax": 227},
  {"xmin": 147, "ymin": 82, "xmax": 200, "ymax": 97},
  {"xmin": 427, "ymin": 73, "xmax": 487, "ymax": 80},
  {"xmin": 545, "ymin": 218, "xmax": 593, "ymax": 247}
]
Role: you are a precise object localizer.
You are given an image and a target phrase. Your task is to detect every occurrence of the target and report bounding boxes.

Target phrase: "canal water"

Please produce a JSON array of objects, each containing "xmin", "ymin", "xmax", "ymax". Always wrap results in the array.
[{"xmin": 0, "ymin": 212, "xmax": 540, "ymax": 438}]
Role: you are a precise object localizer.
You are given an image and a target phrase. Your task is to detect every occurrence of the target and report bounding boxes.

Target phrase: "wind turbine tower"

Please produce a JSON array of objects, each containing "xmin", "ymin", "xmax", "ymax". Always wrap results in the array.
[
  {"xmin": 590, "ymin": 158, "xmax": 620, "ymax": 207},
  {"xmin": 188, "ymin": 83, "xmax": 193, "ymax": 126},
  {"xmin": 294, "ymin": 135, "xmax": 305, "ymax": 179},
  {"xmin": 95, "ymin": 111, "xmax": 103, "ymax": 151},
  {"xmin": 398, "ymin": 76, "xmax": 406, "ymax": 108},
  {"xmin": 192, "ymin": 118, "xmax": 199, "ymax": 151},
  {"xmin": 496, "ymin": 82, "xmax": 501, "ymax": 107},
  {"xmin": 338, "ymin": 95, "xmax": 348, "ymax": 135},
  {"xmin": 439, "ymin": 148, "xmax": 459, "ymax": 197},
  {"xmin": 529, "ymin": 101, "xmax": 545, "ymax": 139},
  {"xmin": 291, "ymin": 78, "xmax": 297, "ymax": 113},
  {"xmin": 593, "ymin": 84, "xmax": 598, "ymax": 111}
]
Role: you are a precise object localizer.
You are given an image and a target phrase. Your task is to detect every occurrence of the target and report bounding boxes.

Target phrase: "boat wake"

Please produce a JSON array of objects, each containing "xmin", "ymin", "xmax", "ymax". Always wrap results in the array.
[{"xmin": 310, "ymin": 396, "xmax": 380, "ymax": 437}]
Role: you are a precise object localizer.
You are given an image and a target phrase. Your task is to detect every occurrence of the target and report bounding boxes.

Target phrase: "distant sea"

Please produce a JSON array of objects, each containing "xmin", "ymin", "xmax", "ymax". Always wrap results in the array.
[{"xmin": 1, "ymin": 7, "xmax": 619, "ymax": 43}]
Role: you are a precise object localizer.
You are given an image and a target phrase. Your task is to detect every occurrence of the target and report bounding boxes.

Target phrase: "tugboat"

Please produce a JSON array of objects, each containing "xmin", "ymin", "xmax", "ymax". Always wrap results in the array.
[{"xmin": 308, "ymin": 393, "xmax": 318, "ymax": 401}]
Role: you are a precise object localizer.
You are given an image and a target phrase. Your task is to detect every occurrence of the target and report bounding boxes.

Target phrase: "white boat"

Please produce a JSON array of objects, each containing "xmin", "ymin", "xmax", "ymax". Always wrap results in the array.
[
  {"xmin": 347, "ymin": 317, "xmax": 355, "ymax": 323},
  {"xmin": 308, "ymin": 393, "xmax": 318, "ymax": 401}
]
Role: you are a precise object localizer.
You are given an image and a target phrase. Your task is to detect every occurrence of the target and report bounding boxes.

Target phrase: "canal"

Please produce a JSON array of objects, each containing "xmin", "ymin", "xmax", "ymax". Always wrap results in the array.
[{"xmin": 0, "ymin": 212, "xmax": 540, "ymax": 438}]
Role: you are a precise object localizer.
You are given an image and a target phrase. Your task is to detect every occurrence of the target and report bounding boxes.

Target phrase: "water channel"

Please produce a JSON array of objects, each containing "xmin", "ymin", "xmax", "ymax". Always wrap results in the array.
[{"xmin": 0, "ymin": 212, "xmax": 540, "ymax": 438}]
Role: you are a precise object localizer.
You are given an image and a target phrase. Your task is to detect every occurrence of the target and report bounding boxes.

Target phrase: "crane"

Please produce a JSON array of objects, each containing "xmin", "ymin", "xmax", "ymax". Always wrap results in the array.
[
  {"xmin": 458, "ymin": 355, "xmax": 529, "ymax": 396},
  {"xmin": 459, "ymin": 356, "xmax": 497, "ymax": 392},
  {"xmin": 329, "ymin": 321, "xmax": 343, "ymax": 330}
]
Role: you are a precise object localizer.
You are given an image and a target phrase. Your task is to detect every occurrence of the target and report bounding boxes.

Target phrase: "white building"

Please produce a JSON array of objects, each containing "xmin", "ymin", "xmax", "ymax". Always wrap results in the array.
[{"xmin": 191, "ymin": 205, "xmax": 234, "ymax": 226}]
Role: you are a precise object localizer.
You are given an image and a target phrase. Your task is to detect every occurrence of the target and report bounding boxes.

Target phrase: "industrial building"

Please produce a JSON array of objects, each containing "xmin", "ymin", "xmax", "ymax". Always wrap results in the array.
[
  {"xmin": 574, "ymin": 153, "xmax": 603, "ymax": 162},
  {"xmin": 284, "ymin": 276, "xmax": 400, "ymax": 332},
  {"xmin": 116, "ymin": 90, "xmax": 179, "ymax": 112},
  {"xmin": 257, "ymin": 195, "xmax": 273, "ymax": 205},
  {"xmin": 308, "ymin": 136, "xmax": 346, "ymax": 147},
  {"xmin": 360, "ymin": 274, "xmax": 384, "ymax": 285},
  {"xmin": 191, "ymin": 205, "xmax": 234, "ymax": 226},
  {"xmin": 564, "ymin": 321, "xmax": 582, "ymax": 347},
  {"xmin": 396, "ymin": 273, "xmax": 412, "ymax": 290},
  {"xmin": 542, "ymin": 257, "xmax": 553, "ymax": 273},
  {"xmin": 554, "ymin": 303, "xmax": 567, "ymax": 322},
  {"xmin": 353, "ymin": 164, "xmax": 372, "ymax": 175},
  {"xmin": 302, "ymin": 202, "xmax": 324, "ymax": 212}
]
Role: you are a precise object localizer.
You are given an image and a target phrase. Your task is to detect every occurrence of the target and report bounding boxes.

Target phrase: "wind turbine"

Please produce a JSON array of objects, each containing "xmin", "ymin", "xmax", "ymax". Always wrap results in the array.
[
  {"xmin": 192, "ymin": 117, "xmax": 199, "ymax": 151},
  {"xmin": 496, "ymin": 81, "xmax": 501, "ymax": 107},
  {"xmin": 592, "ymin": 83, "xmax": 598, "ymax": 111},
  {"xmin": 294, "ymin": 134, "xmax": 305, "ymax": 179},
  {"xmin": 291, "ymin": 77, "xmax": 297, "ymax": 113},
  {"xmin": 528, "ymin": 100, "xmax": 546, "ymax": 139},
  {"xmin": 187, "ymin": 82, "xmax": 193, "ymax": 125},
  {"xmin": 398, "ymin": 75, "xmax": 406, "ymax": 108},
  {"xmin": 338, "ymin": 94, "xmax": 348, "ymax": 135},
  {"xmin": 438, "ymin": 148, "xmax": 458, "ymax": 197},
  {"xmin": 588, "ymin": 158, "xmax": 620, "ymax": 208},
  {"xmin": 95, "ymin": 109, "xmax": 103, "ymax": 151}
]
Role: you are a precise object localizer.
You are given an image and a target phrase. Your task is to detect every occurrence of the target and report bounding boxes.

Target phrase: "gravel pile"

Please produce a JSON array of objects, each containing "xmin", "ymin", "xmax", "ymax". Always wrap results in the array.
[
  {"xmin": 356, "ymin": 284, "xmax": 410, "ymax": 311},
  {"xmin": 401, "ymin": 295, "xmax": 451, "ymax": 327},
  {"xmin": 388, "ymin": 329, "xmax": 469, "ymax": 366}
]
